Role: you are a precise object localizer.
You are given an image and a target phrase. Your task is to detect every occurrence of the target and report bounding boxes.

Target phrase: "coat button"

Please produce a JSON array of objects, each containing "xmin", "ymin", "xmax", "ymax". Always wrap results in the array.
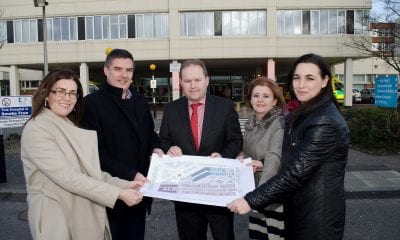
[{"xmin": 292, "ymin": 142, "xmax": 296, "ymax": 146}]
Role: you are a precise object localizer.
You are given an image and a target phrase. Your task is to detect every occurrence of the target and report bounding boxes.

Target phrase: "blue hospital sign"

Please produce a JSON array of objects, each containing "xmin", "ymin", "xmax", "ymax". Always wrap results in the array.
[
  {"xmin": 0, "ymin": 96, "xmax": 32, "ymax": 128},
  {"xmin": 374, "ymin": 76, "xmax": 398, "ymax": 108}
]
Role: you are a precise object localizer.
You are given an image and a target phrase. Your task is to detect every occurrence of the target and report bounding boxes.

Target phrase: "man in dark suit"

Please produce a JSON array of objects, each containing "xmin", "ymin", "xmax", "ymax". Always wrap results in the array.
[
  {"xmin": 82, "ymin": 49, "xmax": 162, "ymax": 240},
  {"xmin": 159, "ymin": 59, "xmax": 243, "ymax": 240}
]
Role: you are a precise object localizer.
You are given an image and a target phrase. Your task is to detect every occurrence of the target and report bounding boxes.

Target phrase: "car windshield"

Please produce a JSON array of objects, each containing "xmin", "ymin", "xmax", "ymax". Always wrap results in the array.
[{"xmin": 335, "ymin": 82, "xmax": 344, "ymax": 91}]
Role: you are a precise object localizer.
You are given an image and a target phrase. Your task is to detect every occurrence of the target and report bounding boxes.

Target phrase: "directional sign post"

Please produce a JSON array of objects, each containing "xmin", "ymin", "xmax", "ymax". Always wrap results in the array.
[
  {"xmin": 0, "ymin": 96, "xmax": 32, "ymax": 183},
  {"xmin": 0, "ymin": 96, "xmax": 32, "ymax": 128},
  {"xmin": 375, "ymin": 75, "xmax": 398, "ymax": 108}
]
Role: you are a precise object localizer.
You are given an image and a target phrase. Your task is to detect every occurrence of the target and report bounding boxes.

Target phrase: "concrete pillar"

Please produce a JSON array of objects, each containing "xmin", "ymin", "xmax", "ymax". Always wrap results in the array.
[
  {"xmin": 80, "ymin": 63, "xmax": 89, "ymax": 96},
  {"xmin": 170, "ymin": 60, "xmax": 181, "ymax": 101},
  {"xmin": 344, "ymin": 58, "xmax": 353, "ymax": 107},
  {"xmin": 267, "ymin": 59, "xmax": 276, "ymax": 81},
  {"xmin": 9, "ymin": 66, "xmax": 20, "ymax": 96}
]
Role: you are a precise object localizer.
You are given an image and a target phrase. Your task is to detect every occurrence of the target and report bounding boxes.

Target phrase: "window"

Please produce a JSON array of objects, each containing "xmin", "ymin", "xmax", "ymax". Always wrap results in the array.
[
  {"xmin": 86, "ymin": 15, "xmax": 127, "ymax": 40},
  {"xmin": 180, "ymin": 12, "xmax": 214, "ymax": 36},
  {"xmin": 373, "ymin": 42, "xmax": 393, "ymax": 51},
  {"xmin": 338, "ymin": 10, "xmax": 346, "ymax": 34},
  {"xmin": 222, "ymin": 11, "xmax": 266, "ymax": 36},
  {"xmin": 277, "ymin": 10, "xmax": 302, "ymax": 35},
  {"xmin": 13, "ymin": 19, "xmax": 38, "ymax": 43},
  {"xmin": 20, "ymin": 80, "xmax": 40, "ymax": 89},
  {"xmin": 310, "ymin": 11, "xmax": 319, "ymax": 34},
  {"xmin": 328, "ymin": 10, "xmax": 337, "ymax": 34},
  {"xmin": 320, "ymin": 10, "xmax": 328, "ymax": 34},
  {"xmin": 278, "ymin": 9, "xmax": 369, "ymax": 36},
  {"xmin": 135, "ymin": 13, "xmax": 169, "ymax": 38},
  {"xmin": 110, "ymin": 15, "xmax": 119, "ymax": 39},
  {"xmin": 375, "ymin": 28, "xmax": 394, "ymax": 37},
  {"xmin": 48, "ymin": 17, "xmax": 77, "ymax": 41},
  {"xmin": 0, "ymin": 21, "xmax": 6, "ymax": 43}
]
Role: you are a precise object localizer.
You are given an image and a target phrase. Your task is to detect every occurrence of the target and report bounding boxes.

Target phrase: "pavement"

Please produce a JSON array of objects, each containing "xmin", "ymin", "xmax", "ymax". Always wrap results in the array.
[{"xmin": 0, "ymin": 104, "xmax": 399, "ymax": 239}]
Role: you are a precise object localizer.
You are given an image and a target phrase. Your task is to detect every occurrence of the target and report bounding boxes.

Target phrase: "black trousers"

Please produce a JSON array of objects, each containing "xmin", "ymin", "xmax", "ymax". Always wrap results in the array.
[
  {"xmin": 174, "ymin": 202, "xmax": 235, "ymax": 240},
  {"xmin": 107, "ymin": 202, "xmax": 147, "ymax": 240}
]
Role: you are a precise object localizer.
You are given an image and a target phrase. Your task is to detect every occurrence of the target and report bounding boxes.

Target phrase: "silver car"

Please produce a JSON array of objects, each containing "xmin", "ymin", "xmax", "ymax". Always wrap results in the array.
[
  {"xmin": 360, "ymin": 88, "xmax": 375, "ymax": 104},
  {"xmin": 352, "ymin": 89, "xmax": 361, "ymax": 103}
]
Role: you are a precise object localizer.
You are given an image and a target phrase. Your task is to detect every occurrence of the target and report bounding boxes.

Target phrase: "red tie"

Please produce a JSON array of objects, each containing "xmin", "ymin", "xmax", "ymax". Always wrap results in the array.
[{"xmin": 190, "ymin": 103, "xmax": 202, "ymax": 151}]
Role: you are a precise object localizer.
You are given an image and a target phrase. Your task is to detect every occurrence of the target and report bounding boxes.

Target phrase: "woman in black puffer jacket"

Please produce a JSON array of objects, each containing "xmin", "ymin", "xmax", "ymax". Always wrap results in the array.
[{"xmin": 228, "ymin": 53, "xmax": 349, "ymax": 240}]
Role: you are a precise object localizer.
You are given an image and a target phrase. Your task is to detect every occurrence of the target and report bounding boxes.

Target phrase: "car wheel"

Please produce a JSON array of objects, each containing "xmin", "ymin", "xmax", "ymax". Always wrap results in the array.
[{"xmin": 370, "ymin": 97, "xmax": 375, "ymax": 104}]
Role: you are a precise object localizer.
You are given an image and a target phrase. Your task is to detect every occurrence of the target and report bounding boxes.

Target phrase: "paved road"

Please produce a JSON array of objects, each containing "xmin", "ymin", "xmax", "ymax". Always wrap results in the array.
[{"xmin": 1, "ymin": 197, "xmax": 400, "ymax": 240}]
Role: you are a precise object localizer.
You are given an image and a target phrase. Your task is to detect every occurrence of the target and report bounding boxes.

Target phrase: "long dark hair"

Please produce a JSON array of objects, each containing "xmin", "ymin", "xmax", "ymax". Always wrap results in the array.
[
  {"xmin": 30, "ymin": 69, "xmax": 84, "ymax": 126},
  {"xmin": 286, "ymin": 53, "xmax": 338, "ymax": 126}
]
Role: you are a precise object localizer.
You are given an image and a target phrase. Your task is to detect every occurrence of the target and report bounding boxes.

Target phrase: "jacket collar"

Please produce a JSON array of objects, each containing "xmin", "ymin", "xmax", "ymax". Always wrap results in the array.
[{"xmin": 102, "ymin": 81, "xmax": 130, "ymax": 98}]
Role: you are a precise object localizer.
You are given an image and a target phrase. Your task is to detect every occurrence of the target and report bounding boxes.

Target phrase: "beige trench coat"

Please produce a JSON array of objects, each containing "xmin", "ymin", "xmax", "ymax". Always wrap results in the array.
[{"xmin": 21, "ymin": 108, "xmax": 131, "ymax": 240}]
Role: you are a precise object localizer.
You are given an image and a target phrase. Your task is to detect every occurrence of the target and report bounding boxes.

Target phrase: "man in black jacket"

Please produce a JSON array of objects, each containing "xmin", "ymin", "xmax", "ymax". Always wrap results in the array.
[{"xmin": 82, "ymin": 49, "xmax": 162, "ymax": 240}]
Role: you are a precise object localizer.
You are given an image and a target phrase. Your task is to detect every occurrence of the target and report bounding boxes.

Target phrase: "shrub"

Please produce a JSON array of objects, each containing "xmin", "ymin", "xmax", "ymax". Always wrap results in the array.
[{"xmin": 342, "ymin": 107, "xmax": 400, "ymax": 154}]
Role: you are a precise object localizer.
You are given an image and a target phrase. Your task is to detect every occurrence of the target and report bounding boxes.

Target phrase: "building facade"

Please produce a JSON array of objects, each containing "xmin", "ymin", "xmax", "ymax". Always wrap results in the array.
[{"xmin": 0, "ymin": 0, "xmax": 371, "ymax": 106}]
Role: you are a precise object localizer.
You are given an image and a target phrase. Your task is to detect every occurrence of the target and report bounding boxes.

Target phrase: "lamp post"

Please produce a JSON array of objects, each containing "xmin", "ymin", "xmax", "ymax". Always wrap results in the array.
[
  {"xmin": 149, "ymin": 64, "xmax": 157, "ymax": 118},
  {"xmin": 33, "ymin": 0, "xmax": 49, "ymax": 76}
]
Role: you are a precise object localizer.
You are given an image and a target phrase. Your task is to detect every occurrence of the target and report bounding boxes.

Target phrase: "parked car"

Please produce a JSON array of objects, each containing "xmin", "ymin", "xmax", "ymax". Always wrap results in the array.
[
  {"xmin": 360, "ymin": 88, "xmax": 375, "ymax": 104},
  {"xmin": 352, "ymin": 89, "xmax": 362, "ymax": 103}
]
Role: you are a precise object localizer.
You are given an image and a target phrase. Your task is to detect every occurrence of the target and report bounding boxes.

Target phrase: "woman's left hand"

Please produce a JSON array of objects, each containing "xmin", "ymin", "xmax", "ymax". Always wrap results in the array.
[
  {"xmin": 227, "ymin": 197, "xmax": 251, "ymax": 214},
  {"xmin": 128, "ymin": 180, "xmax": 144, "ymax": 190},
  {"xmin": 251, "ymin": 160, "xmax": 263, "ymax": 173}
]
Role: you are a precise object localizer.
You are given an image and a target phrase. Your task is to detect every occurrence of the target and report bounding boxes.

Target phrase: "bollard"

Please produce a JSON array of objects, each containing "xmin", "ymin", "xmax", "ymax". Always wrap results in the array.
[{"xmin": 0, "ymin": 134, "xmax": 7, "ymax": 183}]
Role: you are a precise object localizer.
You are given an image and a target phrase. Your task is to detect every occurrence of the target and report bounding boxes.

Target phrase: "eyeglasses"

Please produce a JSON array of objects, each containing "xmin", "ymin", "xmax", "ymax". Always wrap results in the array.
[{"xmin": 50, "ymin": 89, "xmax": 79, "ymax": 99}]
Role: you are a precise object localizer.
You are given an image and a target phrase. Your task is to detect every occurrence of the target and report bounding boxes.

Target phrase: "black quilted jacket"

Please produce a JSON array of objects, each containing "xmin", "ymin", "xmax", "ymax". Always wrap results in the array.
[{"xmin": 244, "ymin": 97, "xmax": 349, "ymax": 240}]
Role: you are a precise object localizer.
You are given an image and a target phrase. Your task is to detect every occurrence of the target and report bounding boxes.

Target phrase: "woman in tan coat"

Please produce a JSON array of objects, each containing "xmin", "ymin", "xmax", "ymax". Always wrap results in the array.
[
  {"xmin": 21, "ymin": 69, "xmax": 144, "ymax": 240},
  {"xmin": 237, "ymin": 77, "xmax": 286, "ymax": 239}
]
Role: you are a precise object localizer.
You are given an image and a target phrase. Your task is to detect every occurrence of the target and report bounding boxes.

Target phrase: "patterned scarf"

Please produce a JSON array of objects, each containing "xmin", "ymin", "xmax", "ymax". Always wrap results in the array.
[{"xmin": 245, "ymin": 106, "xmax": 282, "ymax": 131}]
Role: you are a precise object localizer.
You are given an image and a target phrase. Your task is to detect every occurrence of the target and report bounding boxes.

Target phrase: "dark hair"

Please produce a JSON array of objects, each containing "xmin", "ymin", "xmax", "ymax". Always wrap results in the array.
[
  {"xmin": 104, "ymin": 48, "xmax": 135, "ymax": 68},
  {"xmin": 30, "ymin": 69, "xmax": 83, "ymax": 126},
  {"xmin": 179, "ymin": 59, "xmax": 208, "ymax": 79},
  {"xmin": 286, "ymin": 53, "xmax": 338, "ymax": 126},
  {"xmin": 246, "ymin": 77, "xmax": 286, "ymax": 109}
]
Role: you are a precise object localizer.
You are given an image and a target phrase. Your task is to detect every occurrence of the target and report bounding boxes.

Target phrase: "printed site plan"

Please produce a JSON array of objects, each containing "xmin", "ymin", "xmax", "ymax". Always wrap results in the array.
[{"xmin": 140, "ymin": 154, "xmax": 255, "ymax": 206}]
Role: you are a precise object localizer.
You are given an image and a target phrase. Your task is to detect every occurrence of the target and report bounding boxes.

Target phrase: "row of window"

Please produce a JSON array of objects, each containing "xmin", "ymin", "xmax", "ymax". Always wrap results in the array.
[
  {"xmin": 0, "ymin": 9, "xmax": 370, "ymax": 44},
  {"xmin": 371, "ymin": 28, "xmax": 394, "ymax": 37},
  {"xmin": 372, "ymin": 42, "xmax": 394, "ymax": 51},
  {"xmin": 277, "ymin": 9, "xmax": 369, "ymax": 35},
  {"xmin": 179, "ymin": 11, "xmax": 267, "ymax": 36},
  {"xmin": 5, "ymin": 13, "xmax": 169, "ymax": 43}
]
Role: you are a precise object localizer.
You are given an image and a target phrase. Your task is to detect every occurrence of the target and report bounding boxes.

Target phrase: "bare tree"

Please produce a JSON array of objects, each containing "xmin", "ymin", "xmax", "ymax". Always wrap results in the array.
[{"xmin": 344, "ymin": 0, "xmax": 400, "ymax": 74}]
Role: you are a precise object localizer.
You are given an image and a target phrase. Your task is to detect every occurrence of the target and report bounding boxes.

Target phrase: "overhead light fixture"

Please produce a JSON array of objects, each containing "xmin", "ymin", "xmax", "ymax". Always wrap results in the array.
[{"xmin": 33, "ymin": 0, "xmax": 48, "ymax": 7}]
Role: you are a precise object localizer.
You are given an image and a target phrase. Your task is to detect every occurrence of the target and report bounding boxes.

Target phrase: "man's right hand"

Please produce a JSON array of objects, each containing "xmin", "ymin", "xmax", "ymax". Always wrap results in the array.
[{"xmin": 167, "ymin": 146, "xmax": 183, "ymax": 157}]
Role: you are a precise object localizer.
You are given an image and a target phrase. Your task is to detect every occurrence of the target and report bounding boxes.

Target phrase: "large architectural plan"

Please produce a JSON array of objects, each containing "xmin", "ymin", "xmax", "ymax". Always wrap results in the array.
[{"xmin": 140, "ymin": 154, "xmax": 255, "ymax": 206}]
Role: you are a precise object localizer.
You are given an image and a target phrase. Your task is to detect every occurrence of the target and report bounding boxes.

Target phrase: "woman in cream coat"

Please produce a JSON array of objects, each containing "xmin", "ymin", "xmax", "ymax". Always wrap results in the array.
[
  {"xmin": 237, "ymin": 77, "xmax": 286, "ymax": 239},
  {"xmin": 21, "ymin": 69, "xmax": 144, "ymax": 240}
]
